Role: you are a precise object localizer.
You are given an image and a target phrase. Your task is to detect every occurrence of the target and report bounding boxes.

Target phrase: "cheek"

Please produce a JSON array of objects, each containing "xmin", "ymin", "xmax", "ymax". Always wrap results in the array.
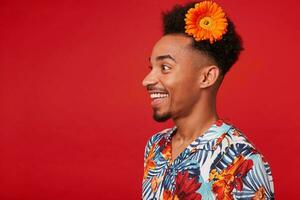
[
  {"xmin": 175, "ymin": 71, "xmax": 199, "ymax": 90},
  {"xmin": 163, "ymin": 70, "xmax": 199, "ymax": 106},
  {"xmin": 170, "ymin": 83, "xmax": 199, "ymax": 108}
]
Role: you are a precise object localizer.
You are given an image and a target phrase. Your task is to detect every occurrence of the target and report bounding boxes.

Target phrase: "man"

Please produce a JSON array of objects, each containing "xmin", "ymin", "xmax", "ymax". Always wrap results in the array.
[{"xmin": 141, "ymin": 1, "xmax": 274, "ymax": 200}]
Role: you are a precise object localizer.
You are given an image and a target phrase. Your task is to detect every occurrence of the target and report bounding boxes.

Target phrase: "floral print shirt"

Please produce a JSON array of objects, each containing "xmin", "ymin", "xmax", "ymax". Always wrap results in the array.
[{"xmin": 142, "ymin": 119, "xmax": 274, "ymax": 200}]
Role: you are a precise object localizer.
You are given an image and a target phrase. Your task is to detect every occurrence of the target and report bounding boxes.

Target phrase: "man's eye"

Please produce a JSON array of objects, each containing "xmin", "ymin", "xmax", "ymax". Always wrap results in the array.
[{"xmin": 162, "ymin": 64, "xmax": 171, "ymax": 71}]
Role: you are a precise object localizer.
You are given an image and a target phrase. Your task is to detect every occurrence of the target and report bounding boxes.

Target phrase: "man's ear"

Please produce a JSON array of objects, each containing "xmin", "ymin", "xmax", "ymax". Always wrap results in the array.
[{"xmin": 199, "ymin": 65, "xmax": 220, "ymax": 88}]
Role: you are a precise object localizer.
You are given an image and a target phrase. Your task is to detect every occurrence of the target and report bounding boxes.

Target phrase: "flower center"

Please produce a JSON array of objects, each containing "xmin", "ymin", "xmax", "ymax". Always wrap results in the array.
[{"xmin": 199, "ymin": 16, "xmax": 214, "ymax": 30}]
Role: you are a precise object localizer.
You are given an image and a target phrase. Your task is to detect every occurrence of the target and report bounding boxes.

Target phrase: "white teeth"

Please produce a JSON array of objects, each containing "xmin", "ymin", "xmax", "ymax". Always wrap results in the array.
[{"xmin": 150, "ymin": 93, "xmax": 169, "ymax": 99}]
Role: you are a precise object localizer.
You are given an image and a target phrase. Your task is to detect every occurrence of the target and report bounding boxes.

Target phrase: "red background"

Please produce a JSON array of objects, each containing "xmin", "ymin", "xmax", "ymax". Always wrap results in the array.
[{"xmin": 1, "ymin": 0, "xmax": 299, "ymax": 199}]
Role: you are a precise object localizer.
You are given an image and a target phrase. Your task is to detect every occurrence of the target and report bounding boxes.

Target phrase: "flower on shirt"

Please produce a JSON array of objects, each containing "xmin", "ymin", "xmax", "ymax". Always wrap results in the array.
[
  {"xmin": 158, "ymin": 137, "xmax": 167, "ymax": 147},
  {"xmin": 162, "ymin": 141, "xmax": 172, "ymax": 161},
  {"xmin": 158, "ymin": 136, "xmax": 172, "ymax": 161},
  {"xmin": 233, "ymin": 129, "xmax": 242, "ymax": 136},
  {"xmin": 215, "ymin": 119, "xmax": 224, "ymax": 127},
  {"xmin": 209, "ymin": 155, "xmax": 253, "ymax": 200},
  {"xmin": 163, "ymin": 170, "xmax": 202, "ymax": 200},
  {"xmin": 163, "ymin": 190, "xmax": 178, "ymax": 200},
  {"xmin": 151, "ymin": 176, "xmax": 163, "ymax": 192},
  {"xmin": 252, "ymin": 187, "xmax": 266, "ymax": 200},
  {"xmin": 212, "ymin": 133, "xmax": 227, "ymax": 150},
  {"xmin": 143, "ymin": 145, "xmax": 156, "ymax": 179}
]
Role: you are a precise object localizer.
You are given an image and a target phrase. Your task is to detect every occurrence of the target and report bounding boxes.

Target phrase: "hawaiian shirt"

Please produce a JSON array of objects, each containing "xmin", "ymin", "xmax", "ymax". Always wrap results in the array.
[{"xmin": 142, "ymin": 119, "xmax": 274, "ymax": 200}]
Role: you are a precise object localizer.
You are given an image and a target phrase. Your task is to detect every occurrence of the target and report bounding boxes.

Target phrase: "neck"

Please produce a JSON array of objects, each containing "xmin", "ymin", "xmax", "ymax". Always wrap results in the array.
[{"xmin": 172, "ymin": 95, "xmax": 219, "ymax": 142}]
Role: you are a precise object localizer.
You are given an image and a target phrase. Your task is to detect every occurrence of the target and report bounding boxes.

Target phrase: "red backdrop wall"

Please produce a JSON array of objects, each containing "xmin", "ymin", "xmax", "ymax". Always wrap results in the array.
[{"xmin": 1, "ymin": 0, "xmax": 299, "ymax": 199}]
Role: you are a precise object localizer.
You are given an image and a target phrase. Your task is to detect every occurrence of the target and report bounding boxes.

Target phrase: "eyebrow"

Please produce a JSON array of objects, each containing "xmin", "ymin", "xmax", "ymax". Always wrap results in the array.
[{"xmin": 149, "ymin": 54, "xmax": 177, "ymax": 63}]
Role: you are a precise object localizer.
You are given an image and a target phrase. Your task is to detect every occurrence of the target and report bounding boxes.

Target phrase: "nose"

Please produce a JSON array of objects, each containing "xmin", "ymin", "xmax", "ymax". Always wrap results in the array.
[{"xmin": 142, "ymin": 70, "xmax": 158, "ymax": 87}]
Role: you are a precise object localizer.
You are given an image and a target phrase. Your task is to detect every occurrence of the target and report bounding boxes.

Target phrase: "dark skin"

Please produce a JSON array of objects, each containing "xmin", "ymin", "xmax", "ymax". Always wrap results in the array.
[{"xmin": 142, "ymin": 34, "xmax": 224, "ymax": 161}]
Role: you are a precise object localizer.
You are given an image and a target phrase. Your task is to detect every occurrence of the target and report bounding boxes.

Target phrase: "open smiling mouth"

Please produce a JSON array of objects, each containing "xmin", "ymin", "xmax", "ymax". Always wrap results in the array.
[{"xmin": 150, "ymin": 92, "xmax": 169, "ymax": 107}]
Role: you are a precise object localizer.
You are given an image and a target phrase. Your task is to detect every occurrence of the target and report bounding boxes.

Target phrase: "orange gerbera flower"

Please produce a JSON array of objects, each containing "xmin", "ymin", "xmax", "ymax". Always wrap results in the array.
[{"xmin": 185, "ymin": 1, "xmax": 228, "ymax": 43}]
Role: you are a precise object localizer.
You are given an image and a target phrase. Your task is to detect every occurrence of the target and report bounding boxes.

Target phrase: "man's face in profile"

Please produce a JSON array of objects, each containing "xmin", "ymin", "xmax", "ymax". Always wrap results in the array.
[{"xmin": 142, "ymin": 34, "xmax": 210, "ymax": 122}]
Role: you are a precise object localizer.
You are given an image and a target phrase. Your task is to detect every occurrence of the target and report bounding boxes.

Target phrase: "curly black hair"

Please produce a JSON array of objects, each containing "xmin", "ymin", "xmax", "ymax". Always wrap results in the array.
[{"xmin": 162, "ymin": 1, "xmax": 243, "ymax": 76}]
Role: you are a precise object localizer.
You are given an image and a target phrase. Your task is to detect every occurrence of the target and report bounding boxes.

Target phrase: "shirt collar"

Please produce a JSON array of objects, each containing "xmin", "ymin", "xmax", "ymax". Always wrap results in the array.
[{"xmin": 163, "ymin": 119, "xmax": 233, "ymax": 151}]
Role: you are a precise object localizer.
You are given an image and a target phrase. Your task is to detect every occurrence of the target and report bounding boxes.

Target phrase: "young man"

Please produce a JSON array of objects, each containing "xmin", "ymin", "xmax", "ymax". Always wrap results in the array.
[{"xmin": 142, "ymin": 1, "xmax": 274, "ymax": 200}]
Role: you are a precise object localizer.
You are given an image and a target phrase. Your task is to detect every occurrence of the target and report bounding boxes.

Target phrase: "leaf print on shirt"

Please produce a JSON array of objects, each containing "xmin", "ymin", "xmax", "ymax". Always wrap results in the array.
[{"xmin": 143, "ymin": 145, "xmax": 156, "ymax": 179}]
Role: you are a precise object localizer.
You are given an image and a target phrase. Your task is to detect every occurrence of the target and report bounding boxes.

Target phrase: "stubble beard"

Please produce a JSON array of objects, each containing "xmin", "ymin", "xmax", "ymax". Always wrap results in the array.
[{"xmin": 152, "ymin": 109, "xmax": 171, "ymax": 122}]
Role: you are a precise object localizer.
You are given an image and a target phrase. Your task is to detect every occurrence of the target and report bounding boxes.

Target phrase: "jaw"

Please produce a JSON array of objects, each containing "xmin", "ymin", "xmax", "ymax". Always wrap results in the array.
[{"xmin": 153, "ymin": 108, "xmax": 171, "ymax": 122}]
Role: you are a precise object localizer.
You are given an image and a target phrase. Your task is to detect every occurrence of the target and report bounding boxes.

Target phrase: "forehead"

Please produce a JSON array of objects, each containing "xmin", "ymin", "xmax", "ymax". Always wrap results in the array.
[{"xmin": 150, "ymin": 34, "xmax": 194, "ymax": 62}]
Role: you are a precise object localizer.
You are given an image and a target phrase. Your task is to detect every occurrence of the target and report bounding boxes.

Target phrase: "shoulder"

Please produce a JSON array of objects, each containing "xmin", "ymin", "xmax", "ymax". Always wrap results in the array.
[
  {"xmin": 225, "ymin": 125, "xmax": 273, "ymax": 175},
  {"xmin": 212, "ymin": 122, "xmax": 272, "ymax": 172},
  {"xmin": 221, "ymin": 124, "xmax": 258, "ymax": 154},
  {"xmin": 211, "ymin": 123, "xmax": 275, "ymax": 198}
]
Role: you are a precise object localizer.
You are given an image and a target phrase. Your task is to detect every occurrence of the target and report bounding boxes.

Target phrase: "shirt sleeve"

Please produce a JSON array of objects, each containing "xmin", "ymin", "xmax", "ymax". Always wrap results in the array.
[{"xmin": 233, "ymin": 152, "xmax": 275, "ymax": 199}]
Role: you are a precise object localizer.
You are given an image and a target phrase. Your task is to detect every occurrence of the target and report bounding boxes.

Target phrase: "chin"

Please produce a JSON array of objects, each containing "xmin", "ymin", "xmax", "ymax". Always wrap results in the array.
[{"xmin": 153, "ymin": 112, "xmax": 171, "ymax": 122}]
